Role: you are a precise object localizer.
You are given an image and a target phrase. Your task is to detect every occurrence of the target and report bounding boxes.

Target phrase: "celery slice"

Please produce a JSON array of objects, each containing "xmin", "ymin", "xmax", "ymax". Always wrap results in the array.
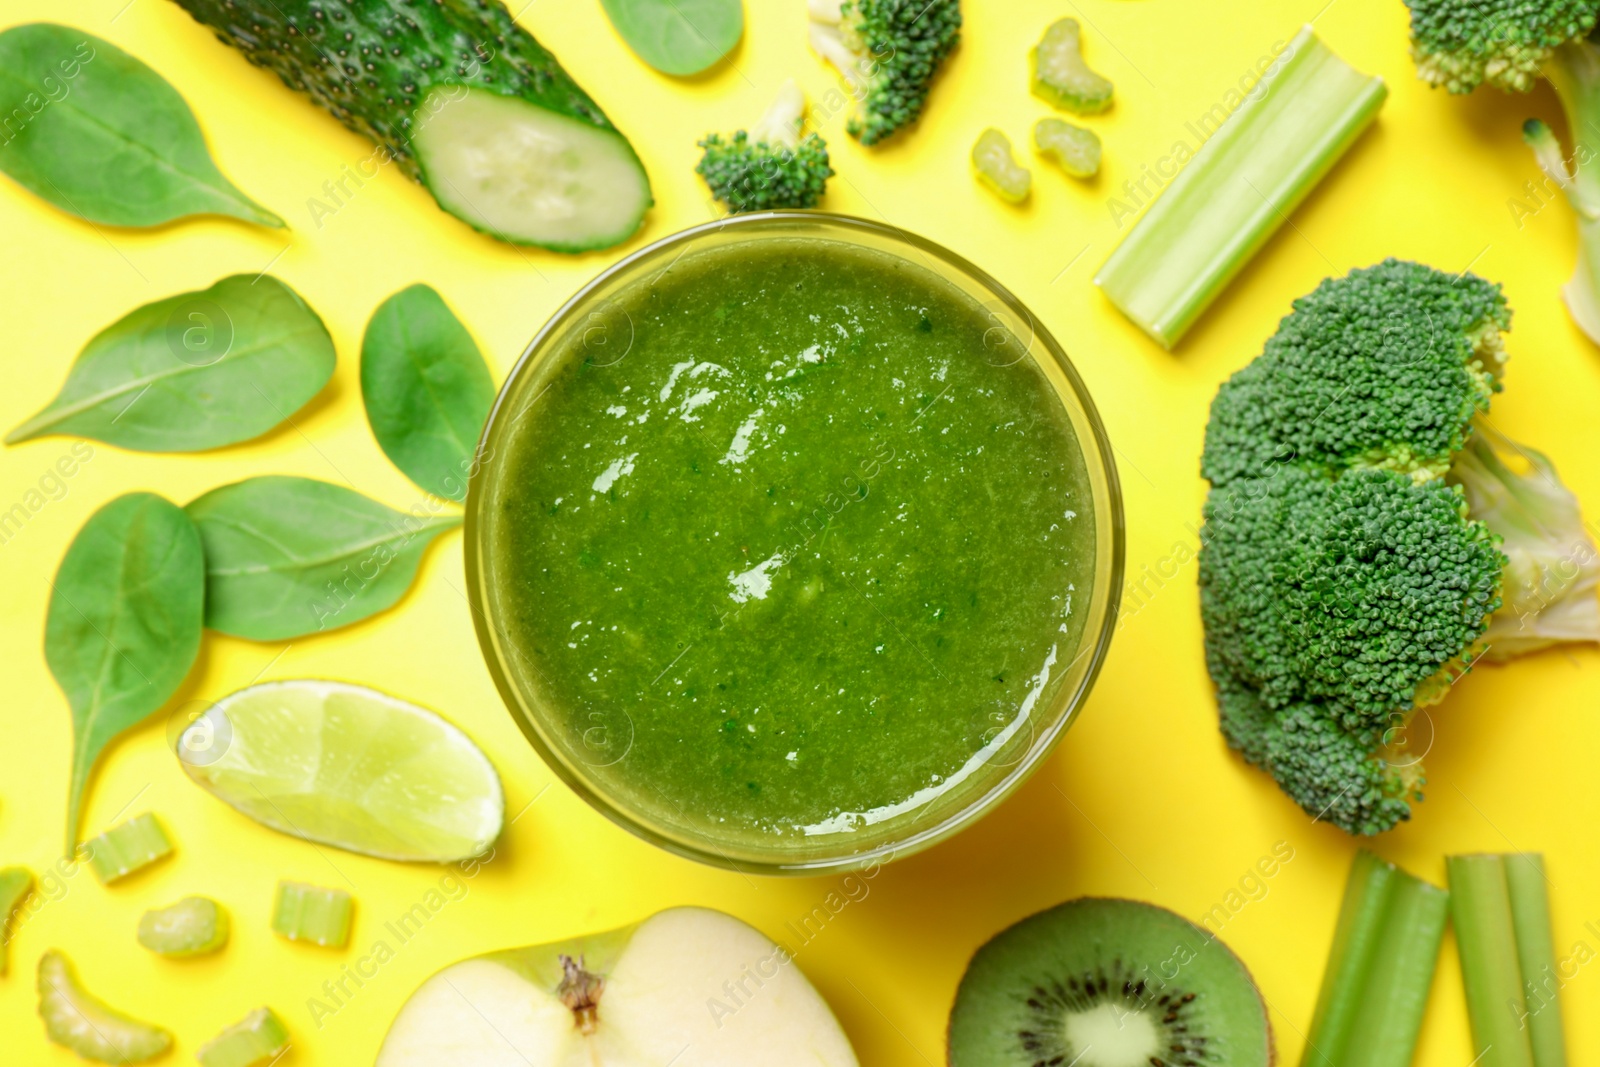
[
  {"xmin": 137, "ymin": 896, "xmax": 229, "ymax": 957},
  {"xmin": 38, "ymin": 950, "xmax": 173, "ymax": 1063},
  {"xmin": 198, "ymin": 1007, "xmax": 290, "ymax": 1067},
  {"xmin": 273, "ymin": 882, "xmax": 352, "ymax": 948},
  {"xmin": 1449, "ymin": 854, "xmax": 1567, "ymax": 1067},
  {"xmin": 83, "ymin": 813, "xmax": 173, "ymax": 884},
  {"xmin": 1034, "ymin": 118, "xmax": 1101, "ymax": 179},
  {"xmin": 1301, "ymin": 850, "xmax": 1449, "ymax": 1067},
  {"xmin": 1094, "ymin": 24, "xmax": 1387, "ymax": 349},
  {"xmin": 0, "ymin": 866, "xmax": 34, "ymax": 975},
  {"xmin": 971, "ymin": 128, "xmax": 1031, "ymax": 203}
]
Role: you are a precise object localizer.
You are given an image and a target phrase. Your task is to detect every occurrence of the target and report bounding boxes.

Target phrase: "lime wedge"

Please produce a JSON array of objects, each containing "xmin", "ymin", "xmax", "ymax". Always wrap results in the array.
[{"xmin": 177, "ymin": 680, "xmax": 503, "ymax": 862}]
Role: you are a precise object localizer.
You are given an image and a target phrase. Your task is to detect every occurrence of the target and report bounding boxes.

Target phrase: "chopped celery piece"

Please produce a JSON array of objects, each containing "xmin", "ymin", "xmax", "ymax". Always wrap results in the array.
[
  {"xmin": 1301, "ymin": 850, "xmax": 1449, "ymax": 1067},
  {"xmin": 83, "ymin": 813, "xmax": 173, "ymax": 884},
  {"xmin": 38, "ymin": 950, "xmax": 173, "ymax": 1063},
  {"xmin": 1034, "ymin": 118, "xmax": 1101, "ymax": 179},
  {"xmin": 137, "ymin": 896, "xmax": 229, "ymax": 957},
  {"xmin": 0, "ymin": 866, "xmax": 34, "ymax": 975},
  {"xmin": 1449, "ymin": 854, "xmax": 1566, "ymax": 1067},
  {"xmin": 1030, "ymin": 18, "xmax": 1112, "ymax": 114},
  {"xmin": 198, "ymin": 1007, "xmax": 290, "ymax": 1067},
  {"xmin": 1095, "ymin": 25, "xmax": 1387, "ymax": 349},
  {"xmin": 273, "ymin": 881, "xmax": 352, "ymax": 948},
  {"xmin": 971, "ymin": 128, "xmax": 1031, "ymax": 203}
]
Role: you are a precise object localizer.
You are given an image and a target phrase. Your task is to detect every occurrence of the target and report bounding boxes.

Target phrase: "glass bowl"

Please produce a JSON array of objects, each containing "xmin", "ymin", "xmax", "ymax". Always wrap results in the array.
[{"xmin": 465, "ymin": 212, "xmax": 1124, "ymax": 874}]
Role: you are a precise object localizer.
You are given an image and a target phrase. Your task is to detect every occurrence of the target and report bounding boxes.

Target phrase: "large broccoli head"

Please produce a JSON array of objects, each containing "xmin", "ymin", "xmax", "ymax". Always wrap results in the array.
[
  {"xmin": 1404, "ymin": 0, "xmax": 1600, "ymax": 92},
  {"xmin": 1200, "ymin": 259, "xmax": 1521, "ymax": 836}
]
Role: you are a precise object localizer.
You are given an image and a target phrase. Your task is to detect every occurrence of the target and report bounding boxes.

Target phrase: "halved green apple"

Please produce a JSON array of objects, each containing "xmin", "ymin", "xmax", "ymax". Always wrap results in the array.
[{"xmin": 375, "ymin": 906, "xmax": 858, "ymax": 1066}]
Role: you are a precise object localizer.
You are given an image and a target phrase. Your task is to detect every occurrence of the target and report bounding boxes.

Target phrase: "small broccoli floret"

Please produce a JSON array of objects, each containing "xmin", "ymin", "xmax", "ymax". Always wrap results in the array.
[
  {"xmin": 696, "ymin": 80, "xmax": 833, "ymax": 214},
  {"xmin": 1033, "ymin": 118, "xmax": 1101, "ymax": 179},
  {"xmin": 1406, "ymin": 1, "xmax": 1600, "ymax": 343},
  {"xmin": 1030, "ymin": 18, "xmax": 1113, "ymax": 114},
  {"xmin": 1201, "ymin": 259, "xmax": 1598, "ymax": 835},
  {"xmin": 970, "ymin": 128, "xmax": 1030, "ymax": 203},
  {"xmin": 807, "ymin": 0, "xmax": 962, "ymax": 146}
]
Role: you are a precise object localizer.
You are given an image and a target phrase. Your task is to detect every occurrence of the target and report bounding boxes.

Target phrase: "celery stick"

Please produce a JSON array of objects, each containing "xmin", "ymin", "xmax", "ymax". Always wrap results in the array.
[
  {"xmin": 83, "ymin": 813, "xmax": 173, "ymax": 884},
  {"xmin": 198, "ymin": 1007, "xmax": 290, "ymax": 1067},
  {"xmin": 1094, "ymin": 24, "xmax": 1387, "ymax": 349},
  {"xmin": 1505, "ymin": 855, "xmax": 1566, "ymax": 1067},
  {"xmin": 0, "ymin": 866, "xmax": 34, "ymax": 975},
  {"xmin": 1449, "ymin": 855, "xmax": 1535, "ymax": 1067},
  {"xmin": 138, "ymin": 896, "xmax": 229, "ymax": 957},
  {"xmin": 1301, "ymin": 850, "xmax": 1448, "ymax": 1067},
  {"xmin": 272, "ymin": 881, "xmax": 352, "ymax": 948},
  {"xmin": 38, "ymin": 950, "xmax": 173, "ymax": 1063}
]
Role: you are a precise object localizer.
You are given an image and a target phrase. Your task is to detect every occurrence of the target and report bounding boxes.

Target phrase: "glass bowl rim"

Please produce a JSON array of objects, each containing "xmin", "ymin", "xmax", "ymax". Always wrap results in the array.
[{"xmin": 464, "ymin": 210, "xmax": 1126, "ymax": 875}]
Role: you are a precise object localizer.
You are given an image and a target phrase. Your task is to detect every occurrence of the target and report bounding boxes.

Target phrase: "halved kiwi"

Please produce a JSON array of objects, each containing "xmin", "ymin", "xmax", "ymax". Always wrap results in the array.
[{"xmin": 948, "ymin": 898, "xmax": 1272, "ymax": 1067}]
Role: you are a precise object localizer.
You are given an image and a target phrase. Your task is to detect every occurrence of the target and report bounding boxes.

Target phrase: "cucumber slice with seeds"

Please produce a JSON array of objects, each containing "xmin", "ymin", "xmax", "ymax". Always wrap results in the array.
[
  {"xmin": 137, "ymin": 896, "xmax": 229, "ymax": 958},
  {"xmin": 169, "ymin": 0, "xmax": 652, "ymax": 252},
  {"xmin": 38, "ymin": 950, "xmax": 173, "ymax": 1064},
  {"xmin": 198, "ymin": 1007, "xmax": 290, "ymax": 1067},
  {"xmin": 83, "ymin": 814, "xmax": 173, "ymax": 885},
  {"xmin": 0, "ymin": 867, "xmax": 34, "ymax": 975}
]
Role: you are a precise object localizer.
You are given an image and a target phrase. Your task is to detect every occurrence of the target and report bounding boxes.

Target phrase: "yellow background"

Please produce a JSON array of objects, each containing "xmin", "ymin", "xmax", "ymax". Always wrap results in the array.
[{"xmin": 1, "ymin": 0, "xmax": 1597, "ymax": 1062}]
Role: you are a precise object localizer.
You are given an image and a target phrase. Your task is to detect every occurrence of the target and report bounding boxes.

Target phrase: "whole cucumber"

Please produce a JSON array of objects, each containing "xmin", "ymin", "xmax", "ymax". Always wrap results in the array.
[{"xmin": 170, "ymin": 0, "xmax": 652, "ymax": 252}]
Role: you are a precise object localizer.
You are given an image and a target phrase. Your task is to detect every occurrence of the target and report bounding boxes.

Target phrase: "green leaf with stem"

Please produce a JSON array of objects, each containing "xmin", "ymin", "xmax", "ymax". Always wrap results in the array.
[
  {"xmin": 48, "ymin": 493, "xmax": 204, "ymax": 852},
  {"xmin": 0, "ymin": 23, "xmax": 281, "ymax": 228},
  {"xmin": 361, "ymin": 284, "xmax": 494, "ymax": 502}
]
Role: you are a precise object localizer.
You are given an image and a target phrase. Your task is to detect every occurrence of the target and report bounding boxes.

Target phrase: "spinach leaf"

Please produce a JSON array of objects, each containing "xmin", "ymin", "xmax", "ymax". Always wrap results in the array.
[
  {"xmin": 361, "ymin": 284, "xmax": 495, "ymax": 503},
  {"xmin": 185, "ymin": 476, "xmax": 462, "ymax": 641},
  {"xmin": 47, "ymin": 492, "xmax": 204, "ymax": 851},
  {"xmin": 0, "ymin": 23, "xmax": 281, "ymax": 228},
  {"xmin": 7, "ymin": 274, "xmax": 336, "ymax": 453},
  {"xmin": 599, "ymin": 0, "xmax": 744, "ymax": 76}
]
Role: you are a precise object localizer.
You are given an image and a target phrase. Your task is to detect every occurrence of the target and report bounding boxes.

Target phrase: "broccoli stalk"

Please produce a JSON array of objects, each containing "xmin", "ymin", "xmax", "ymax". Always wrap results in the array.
[
  {"xmin": 1200, "ymin": 260, "xmax": 1600, "ymax": 836},
  {"xmin": 1406, "ymin": 0, "xmax": 1600, "ymax": 344},
  {"xmin": 806, "ymin": 0, "xmax": 962, "ymax": 146},
  {"xmin": 696, "ymin": 80, "xmax": 833, "ymax": 214}
]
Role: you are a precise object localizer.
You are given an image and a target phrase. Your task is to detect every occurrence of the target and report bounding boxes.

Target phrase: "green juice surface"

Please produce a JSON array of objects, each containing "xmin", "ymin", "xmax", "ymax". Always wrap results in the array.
[{"xmin": 490, "ymin": 238, "xmax": 1095, "ymax": 846}]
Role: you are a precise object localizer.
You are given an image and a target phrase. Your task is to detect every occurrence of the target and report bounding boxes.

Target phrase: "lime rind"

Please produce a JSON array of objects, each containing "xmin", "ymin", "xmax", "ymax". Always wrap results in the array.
[{"xmin": 177, "ymin": 679, "xmax": 504, "ymax": 863}]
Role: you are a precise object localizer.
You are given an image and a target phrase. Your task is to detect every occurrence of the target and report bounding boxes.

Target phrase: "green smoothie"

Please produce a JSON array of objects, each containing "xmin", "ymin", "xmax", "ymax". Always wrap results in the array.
[{"xmin": 487, "ymin": 237, "xmax": 1096, "ymax": 849}]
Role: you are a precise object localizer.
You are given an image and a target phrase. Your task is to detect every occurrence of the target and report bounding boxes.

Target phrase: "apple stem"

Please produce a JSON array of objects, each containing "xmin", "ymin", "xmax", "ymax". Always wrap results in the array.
[{"xmin": 558, "ymin": 953, "xmax": 604, "ymax": 1034}]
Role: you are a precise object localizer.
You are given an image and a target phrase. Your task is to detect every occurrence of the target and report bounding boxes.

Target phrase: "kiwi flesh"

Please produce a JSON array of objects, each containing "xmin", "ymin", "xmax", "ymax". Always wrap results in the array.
[{"xmin": 948, "ymin": 897, "xmax": 1272, "ymax": 1067}]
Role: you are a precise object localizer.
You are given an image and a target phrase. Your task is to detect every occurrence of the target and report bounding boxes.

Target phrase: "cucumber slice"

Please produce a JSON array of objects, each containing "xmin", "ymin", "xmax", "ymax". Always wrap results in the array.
[
  {"xmin": 169, "ymin": 0, "xmax": 652, "ymax": 252},
  {"xmin": 411, "ymin": 87, "xmax": 651, "ymax": 252},
  {"xmin": 38, "ymin": 950, "xmax": 173, "ymax": 1064},
  {"xmin": 138, "ymin": 896, "xmax": 230, "ymax": 958}
]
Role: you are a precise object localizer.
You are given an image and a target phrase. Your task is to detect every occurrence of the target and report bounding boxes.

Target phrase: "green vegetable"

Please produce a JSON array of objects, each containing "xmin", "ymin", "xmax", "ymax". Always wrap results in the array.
[
  {"xmin": 8, "ymin": 275, "xmax": 335, "ymax": 452},
  {"xmin": 970, "ymin": 128, "xmax": 1030, "ymax": 203},
  {"xmin": 807, "ymin": 0, "xmax": 962, "ymax": 145},
  {"xmin": 169, "ymin": 0, "xmax": 652, "ymax": 252},
  {"xmin": 1200, "ymin": 260, "xmax": 1600, "ymax": 835},
  {"xmin": 273, "ymin": 882, "xmax": 352, "ymax": 948},
  {"xmin": 1094, "ymin": 26, "xmax": 1386, "ymax": 349},
  {"xmin": 49, "ymin": 494, "xmax": 204, "ymax": 851},
  {"xmin": 186, "ymin": 475, "xmax": 461, "ymax": 641},
  {"xmin": 1302, "ymin": 851, "xmax": 1450, "ymax": 1067},
  {"xmin": 137, "ymin": 896, "xmax": 229, "ymax": 957},
  {"xmin": 38, "ymin": 950, "xmax": 173, "ymax": 1063},
  {"xmin": 1448, "ymin": 854, "xmax": 1567, "ymax": 1067},
  {"xmin": 0, "ymin": 24, "xmax": 280, "ymax": 229},
  {"xmin": 1402, "ymin": 0, "xmax": 1600, "ymax": 341},
  {"xmin": 1030, "ymin": 18, "xmax": 1113, "ymax": 114},
  {"xmin": 197, "ymin": 1008, "xmax": 289, "ymax": 1067},
  {"xmin": 696, "ymin": 79, "xmax": 833, "ymax": 214},
  {"xmin": 1033, "ymin": 117, "xmax": 1100, "ymax": 179},
  {"xmin": 0, "ymin": 867, "xmax": 34, "ymax": 975},
  {"xmin": 361, "ymin": 284, "xmax": 494, "ymax": 502},
  {"xmin": 83, "ymin": 813, "xmax": 174, "ymax": 884},
  {"xmin": 600, "ymin": 0, "xmax": 744, "ymax": 76}
]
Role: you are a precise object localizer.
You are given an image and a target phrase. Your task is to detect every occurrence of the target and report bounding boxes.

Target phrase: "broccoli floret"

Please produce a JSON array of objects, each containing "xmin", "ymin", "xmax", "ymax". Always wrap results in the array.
[
  {"xmin": 696, "ymin": 80, "xmax": 833, "ymax": 214},
  {"xmin": 1201, "ymin": 259, "xmax": 1600, "ymax": 835},
  {"xmin": 807, "ymin": 0, "xmax": 962, "ymax": 146},
  {"xmin": 1405, "ymin": 1, "xmax": 1600, "ymax": 342},
  {"xmin": 1030, "ymin": 18, "xmax": 1113, "ymax": 114}
]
